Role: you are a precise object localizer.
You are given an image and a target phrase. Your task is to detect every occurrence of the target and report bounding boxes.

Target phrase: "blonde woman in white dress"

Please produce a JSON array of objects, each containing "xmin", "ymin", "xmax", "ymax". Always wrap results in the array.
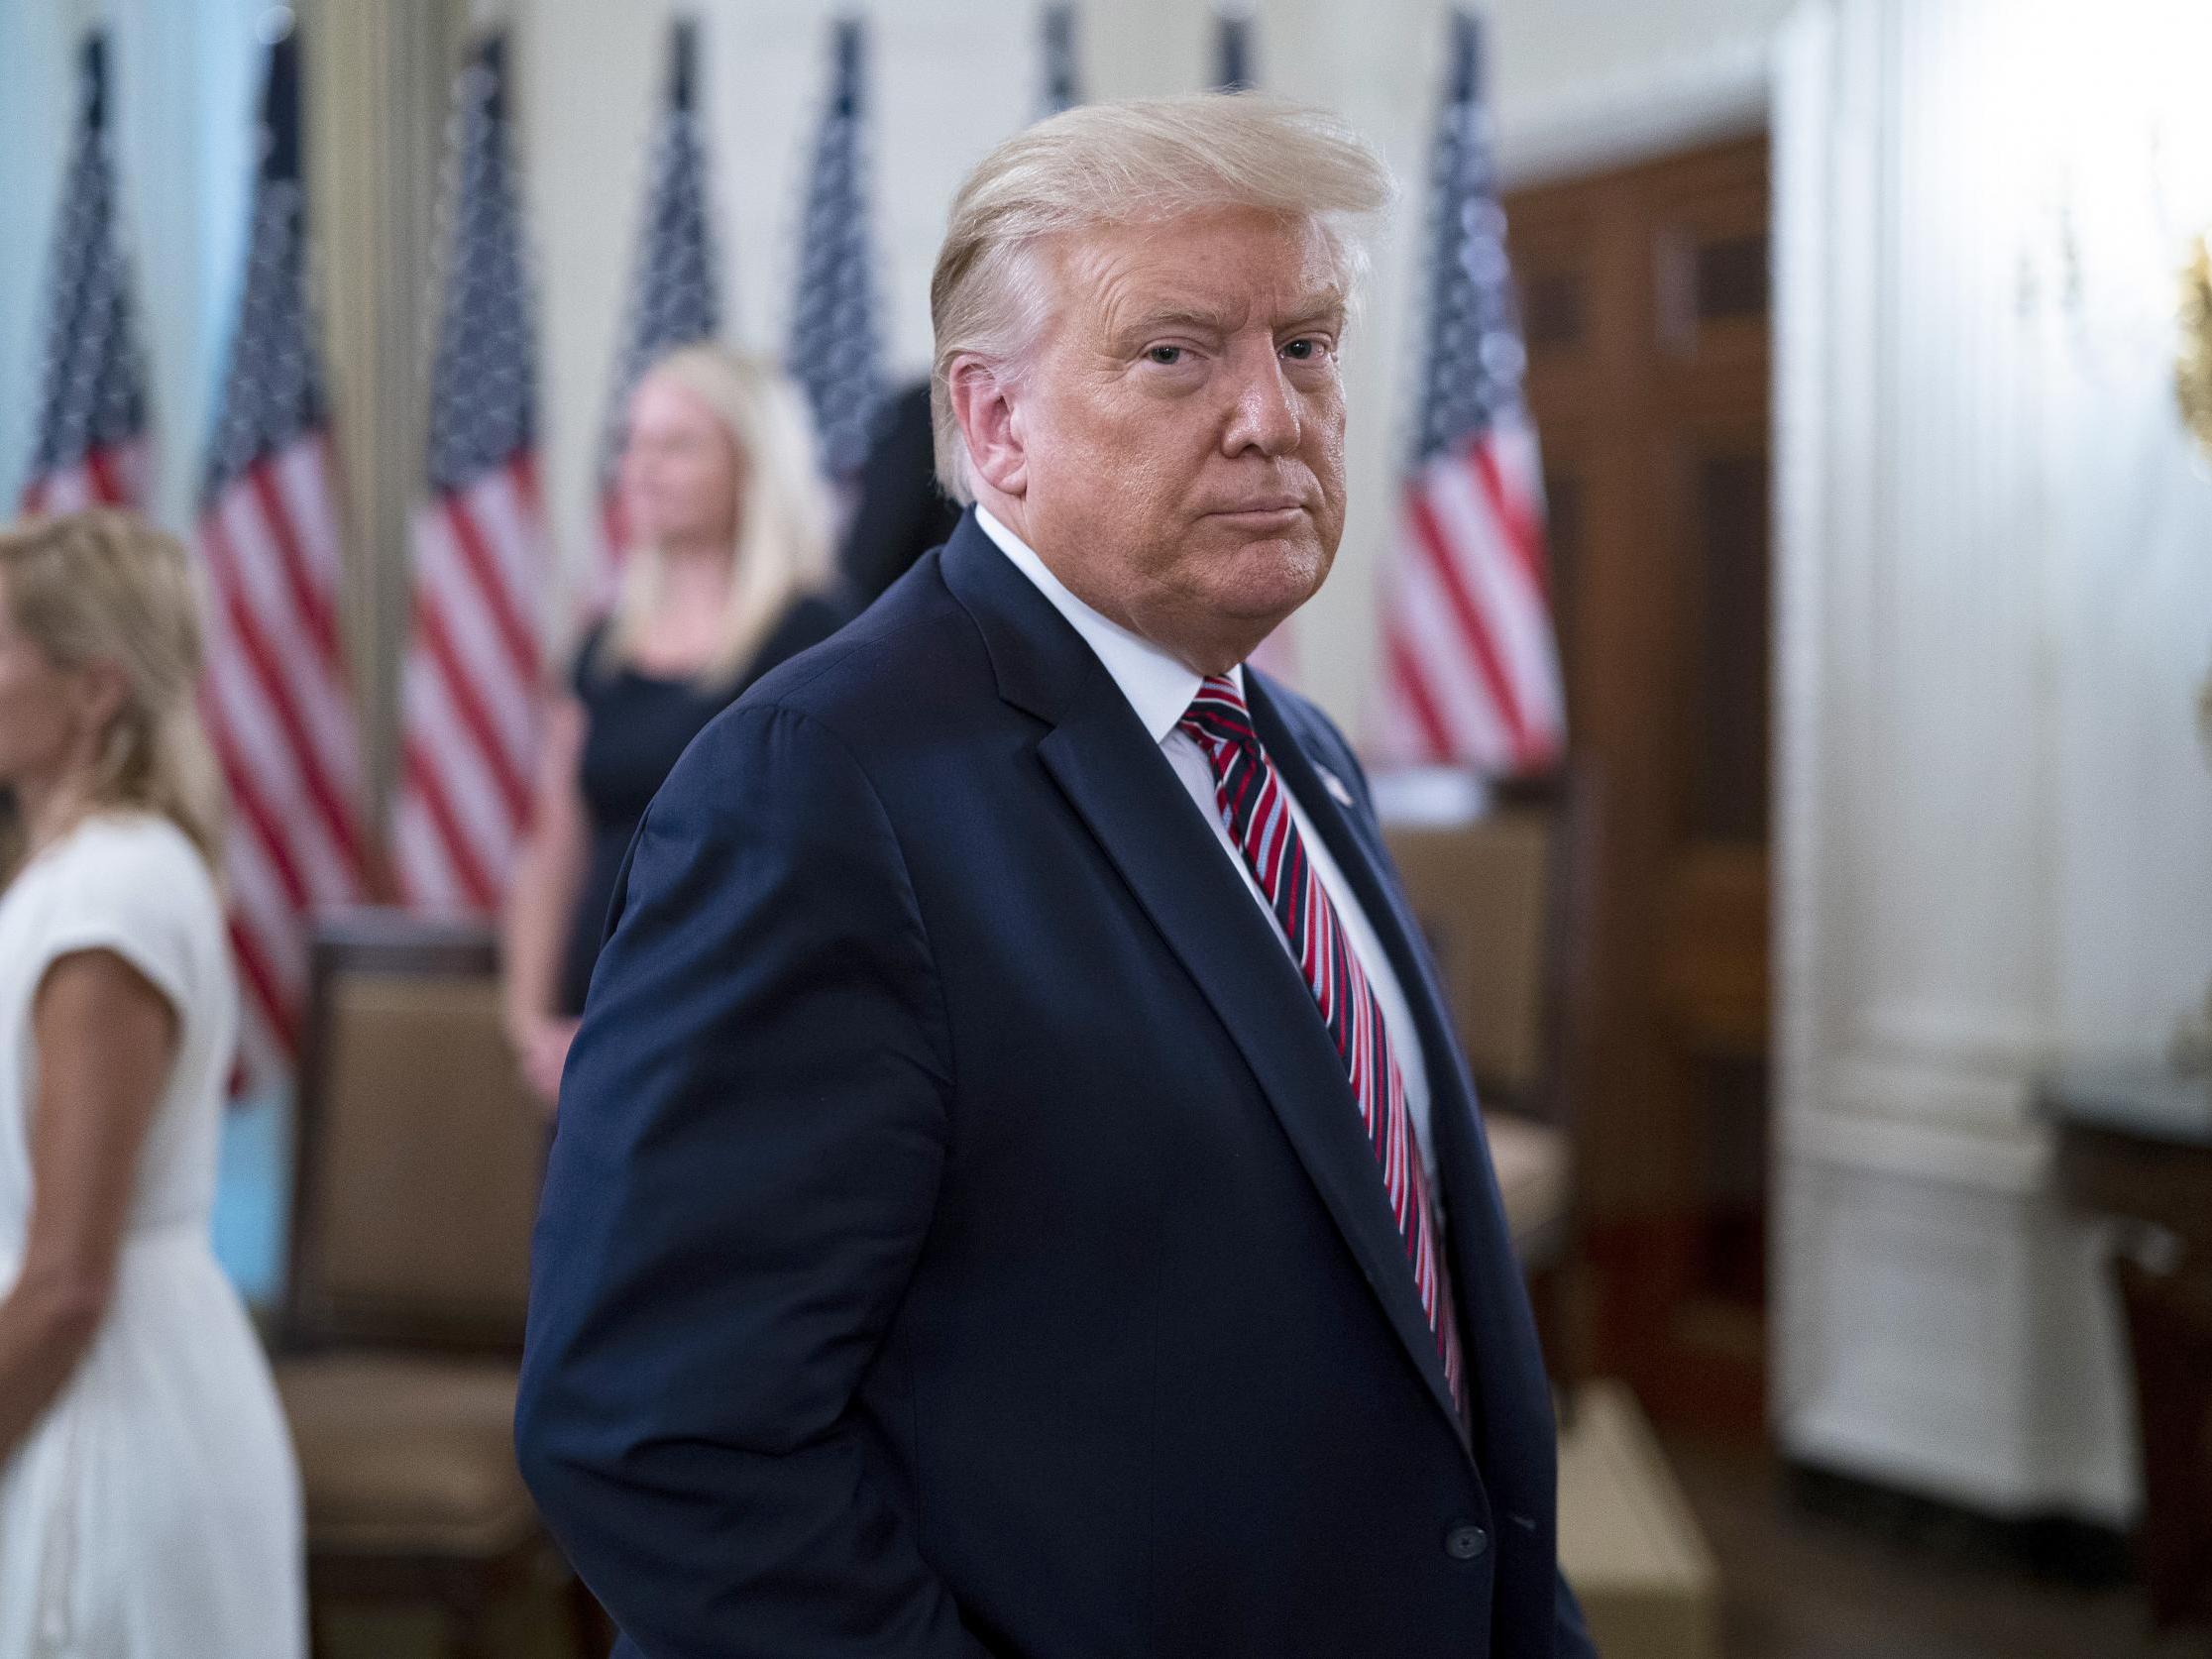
[{"xmin": 0, "ymin": 511, "xmax": 303, "ymax": 1658}]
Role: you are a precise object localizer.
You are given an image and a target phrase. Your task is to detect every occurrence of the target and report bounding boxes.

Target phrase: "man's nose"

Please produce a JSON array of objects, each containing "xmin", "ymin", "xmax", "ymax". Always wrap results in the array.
[{"xmin": 1221, "ymin": 351, "xmax": 1301, "ymax": 457}]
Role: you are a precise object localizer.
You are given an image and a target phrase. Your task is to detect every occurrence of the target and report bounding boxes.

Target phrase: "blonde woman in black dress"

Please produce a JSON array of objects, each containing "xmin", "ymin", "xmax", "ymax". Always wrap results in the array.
[{"xmin": 502, "ymin": 347, "xmax": 848, "ymax": 1108}]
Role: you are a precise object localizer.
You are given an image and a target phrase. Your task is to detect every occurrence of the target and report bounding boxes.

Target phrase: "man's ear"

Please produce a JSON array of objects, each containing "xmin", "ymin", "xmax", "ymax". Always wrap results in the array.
[{"xmin": 946, "ymin": 355, "xmax": 1027, "ymax": 498}]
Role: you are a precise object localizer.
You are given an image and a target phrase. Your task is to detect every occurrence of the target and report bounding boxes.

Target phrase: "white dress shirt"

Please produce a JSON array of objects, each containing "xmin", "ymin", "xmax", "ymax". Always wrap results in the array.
[{"xmin": 976, "ymin": 507, "xmax": 1439, "ymax": 1191}]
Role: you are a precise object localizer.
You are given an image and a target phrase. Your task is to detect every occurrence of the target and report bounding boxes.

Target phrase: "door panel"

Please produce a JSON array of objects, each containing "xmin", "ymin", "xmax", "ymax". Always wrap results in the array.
[{"xmin": 1506, "ymin": 134, "xmax": 1772, "ymax": 1434}]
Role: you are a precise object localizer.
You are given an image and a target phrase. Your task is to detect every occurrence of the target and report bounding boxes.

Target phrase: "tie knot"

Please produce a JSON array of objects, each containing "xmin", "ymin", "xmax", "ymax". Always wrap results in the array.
[{"xmin": 1179, "ymin": 673, "xmax": 1259, "ymax": 755}]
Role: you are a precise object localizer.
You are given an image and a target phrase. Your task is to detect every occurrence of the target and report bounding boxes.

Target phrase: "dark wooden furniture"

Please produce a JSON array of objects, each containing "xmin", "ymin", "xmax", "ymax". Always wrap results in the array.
[
  {"xmin": 275, "ymin": 911, "xmax": 605, "ymax": 1658},
  {"xmin": 2043, "ymin": 1061, "xmax": 2212, "ymax": 1638}
]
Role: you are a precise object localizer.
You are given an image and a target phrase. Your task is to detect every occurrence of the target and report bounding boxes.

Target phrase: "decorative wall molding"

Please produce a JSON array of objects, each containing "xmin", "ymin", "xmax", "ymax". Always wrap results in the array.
[
  {"xmin": 1846, "ymin": 1002, "xmax": 2048, "ymax": 1078},
  {"xmin": 1822, "ymin": 1004, "xmax": 2047, "ymax": 1141},
  {"xmin": 1766, "ymin": 0, "xmax": 2212, "ymax": 1524},
  {"xmin": 1779, "ymin": 1102, "xmax": 2049, "ymax": 1197},
  {"xmin": 1778, "ymin": 1157, "xmax": 2136, "ymax": 1520}
]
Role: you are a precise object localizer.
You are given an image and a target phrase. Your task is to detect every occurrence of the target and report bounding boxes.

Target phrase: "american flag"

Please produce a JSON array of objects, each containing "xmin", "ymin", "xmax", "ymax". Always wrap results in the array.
[
  {"xmin": 591, "ymin": 18, "xmax": 721, "ymax": 605},
  {"xmin": 196, "ymin": 22, "xmax": 372, "ymax": 1080},
  {"xmin": 393, "ymin": 33, "xmax": 547, "ymax": 917},
  {"xmin": 788, "ymin": 17, "xmax": 884, "ymax": 484},
  {"xmin": 1213, "ymin": 4, "xmax": 1257, "ymax": 92},
  {"xmin": 20, "ymin": 31, "xmax": 150, "ymax": 515},
  {"xmin": 1374, "ymin": 9, "xmax": 1564, "ymax": 774},
  {"xmin": 1041, "ymin": 4, "xmax": 1080, "ymax": 116}
]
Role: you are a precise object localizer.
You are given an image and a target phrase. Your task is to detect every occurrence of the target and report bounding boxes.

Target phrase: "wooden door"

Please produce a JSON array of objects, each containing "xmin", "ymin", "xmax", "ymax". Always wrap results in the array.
[{"xmin": 1507, "ymin": 136, "xmax": 1773, "ymax": 1433}]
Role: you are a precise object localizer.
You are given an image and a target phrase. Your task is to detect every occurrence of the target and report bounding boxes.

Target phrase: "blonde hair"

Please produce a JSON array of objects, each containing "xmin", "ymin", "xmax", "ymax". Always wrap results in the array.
[
  {"xmin": 598, "ymin": 345, "xmax": 835, "ymax": 689},
  {"xmin": 0, "ymin": 510, "xmax": 227, "ymax": 881},
  {"xmin": 930, "ymin": 93, "xmax": 1394, "ymax": 501}
]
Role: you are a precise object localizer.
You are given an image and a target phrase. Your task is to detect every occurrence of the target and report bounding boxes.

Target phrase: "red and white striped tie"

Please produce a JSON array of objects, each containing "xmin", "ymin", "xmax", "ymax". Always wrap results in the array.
[{"xmin": 1180, "ymin": 674, "xmax": 1467, "ymax": 1415}]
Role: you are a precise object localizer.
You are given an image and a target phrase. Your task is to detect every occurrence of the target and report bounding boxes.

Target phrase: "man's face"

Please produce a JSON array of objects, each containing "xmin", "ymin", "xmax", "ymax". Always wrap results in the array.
[{"xmin": 1011, "ymin": 207, "xmax": 1350, "ymax": 670}]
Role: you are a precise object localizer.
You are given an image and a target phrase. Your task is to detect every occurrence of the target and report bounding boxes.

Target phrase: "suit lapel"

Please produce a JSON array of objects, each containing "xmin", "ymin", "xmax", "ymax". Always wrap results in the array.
[
  {"xmin": 1250, "ymin": 675, "xmax": 1558, "ymax": 1470},
  {"xmin": 939, "ymin": 520, "xmax": 1471, "ymax": 1447}
]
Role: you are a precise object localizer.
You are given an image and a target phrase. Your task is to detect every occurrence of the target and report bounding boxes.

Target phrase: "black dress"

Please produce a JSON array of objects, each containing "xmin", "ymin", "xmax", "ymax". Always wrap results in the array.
[{"xmin": 555, "ymin": 592, "xmax": 848, "ymax": 1015}]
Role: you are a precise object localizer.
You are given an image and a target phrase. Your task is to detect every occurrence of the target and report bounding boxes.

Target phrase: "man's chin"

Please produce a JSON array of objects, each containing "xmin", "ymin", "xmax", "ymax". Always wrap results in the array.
[{"xmin": 1216, "ymin": 535, "xmax": 1331, "ymax": 620}]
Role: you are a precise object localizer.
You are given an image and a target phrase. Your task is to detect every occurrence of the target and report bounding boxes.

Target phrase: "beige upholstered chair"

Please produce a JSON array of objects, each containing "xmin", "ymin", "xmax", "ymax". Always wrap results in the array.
[
  {"xmin": 273, "ymin": 912, "xmax": 602, "ymax": 1658},
  {"xmin": 1383, "ymin": 773, "xmax": 1594, "ymax": 1372}
]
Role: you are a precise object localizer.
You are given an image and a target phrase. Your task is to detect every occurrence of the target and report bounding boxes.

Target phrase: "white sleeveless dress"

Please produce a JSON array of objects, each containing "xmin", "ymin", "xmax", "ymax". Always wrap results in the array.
[{"xmin": 0, "ymin": 814, "xmax": 304, "ymax": 1658}]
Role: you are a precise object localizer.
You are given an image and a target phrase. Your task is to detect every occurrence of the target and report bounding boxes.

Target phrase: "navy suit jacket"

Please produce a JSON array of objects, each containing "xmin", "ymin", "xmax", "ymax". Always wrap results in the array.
[{"xmin": 516, "ymin": 511, "xmax": 1598, "ymax": 1659}]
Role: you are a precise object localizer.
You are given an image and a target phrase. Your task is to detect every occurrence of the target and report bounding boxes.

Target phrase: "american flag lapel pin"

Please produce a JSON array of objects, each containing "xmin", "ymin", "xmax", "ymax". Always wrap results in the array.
[{"xmin": 1317, "ymin": 766, "xmax": 1356, "ymax": 809}]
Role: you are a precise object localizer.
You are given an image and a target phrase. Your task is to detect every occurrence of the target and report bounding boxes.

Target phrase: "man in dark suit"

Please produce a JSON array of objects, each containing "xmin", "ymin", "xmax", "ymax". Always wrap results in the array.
[
  {"xmin": 517, "ymin": 93, "xmax": 1597, "ymax": 1659},
  {"xmin": 840, "ymin": 379, "xmax": 962, "ymax": 604}
]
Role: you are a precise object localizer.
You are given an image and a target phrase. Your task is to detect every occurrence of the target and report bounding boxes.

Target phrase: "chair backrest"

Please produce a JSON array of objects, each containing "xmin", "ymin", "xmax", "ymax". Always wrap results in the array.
[
  {"xmin": 1382, "ymin": 771, "xmax": 1594, "ymax": 1124},
  {"xmin": 280, "ymin": 911, "xmax": 544, "ymax": 1353}
]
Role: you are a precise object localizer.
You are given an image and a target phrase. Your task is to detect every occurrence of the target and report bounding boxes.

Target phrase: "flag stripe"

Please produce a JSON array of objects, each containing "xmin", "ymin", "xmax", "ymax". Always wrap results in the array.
[
  {"xmin": 467, "ymin": 461, "xmax": 547, "ymax": 629},
  {"xmin": 218, "ymin": 774, "xmax": 316, "ymax": 1077},
  {"xmin": 1385, "ymin": 627, "xmax": 1459, "ymax": 760},
  {"xmin": 414, "ymin": 513, "xmax": 535, "ymax": 801},
  {"xmin": 228, "ymin": 913, "xmax": 292, "ymax": 1055},
  {"xmin": 203, "ymin": 509, "xmax": 367, "ymax": 872},
  {"xmin": 217, "ymin": 471, "xmax": 363, "ymax": 777},
  {"xmin": 439, "ymin": 495, "xmax": 540, "ymax": 744},
  {"xmin": 1392, "ymin": 527, "xmax": 1516, "ymax": 768},
  {"xmin": 227, "ymin": 829, "xmax": 309, "ymax": 999},
  {"xmin": 250, "ymin": 459, "xmax": 341, "ymax": 661},
  {"xmin": 392, "ymin": 795, "xmax": 465, "ymax": 916},
  {"xmin": 201, "ymin": 691, "xmax": 310, "ymax": 912},
  {"xmin": 1427, "ymin": 455, "xmax": 1561, "ymax": 738},
  {"xmin": 1471, "ymin": 428, "xmax": 1546, "ymax": 596},
  {"xmin": 443, "ymin": 487, "xmax": 539, "ymax": 689},
  {"xmin": 396, "ymin": 651, "xmax": 527, "ymax": 923},
  {"xmin": 199, "ymin": 588, "xmax": 357, "ymax": 909},
  {"xmin": 400, "ymin": 737, "xmax": 498, "ymax": 912},
  {"xmin": 82, "ymin": 448, "xmax": 126, "ymax": 505},
  {"xmin": 1407, "ymin": 487, "xmax": 1532, "ymax": 755},
  {"xmin": 410, "ymin": 596, "xmax": 532, "ymax": 833}
]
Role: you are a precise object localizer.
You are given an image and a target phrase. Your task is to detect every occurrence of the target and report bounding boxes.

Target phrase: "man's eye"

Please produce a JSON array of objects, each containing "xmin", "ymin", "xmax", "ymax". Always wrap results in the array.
[
  {"xmin": 1146, "ymin": 345, "xmax": 1185, "ymax": 366},
  {"xmin": 1283, "ymin": 338, "xmax": 1324, "ymax": 361}
]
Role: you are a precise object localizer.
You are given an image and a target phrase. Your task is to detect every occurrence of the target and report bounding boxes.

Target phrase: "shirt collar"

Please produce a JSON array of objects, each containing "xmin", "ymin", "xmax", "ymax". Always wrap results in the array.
[{"xmin": 975, "ymin": 505, "xmax": 1243, "ymax": 744}]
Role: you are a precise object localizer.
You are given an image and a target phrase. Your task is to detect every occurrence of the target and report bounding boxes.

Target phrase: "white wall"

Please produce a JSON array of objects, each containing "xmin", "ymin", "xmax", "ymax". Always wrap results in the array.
[
  {"xmin": 1772, "ymin": 0, "xmax": 2212, "ymax": 1521},
  {"xmin": 1484, "ymin": 0, "xmax": 1793, "ymax": 113}
]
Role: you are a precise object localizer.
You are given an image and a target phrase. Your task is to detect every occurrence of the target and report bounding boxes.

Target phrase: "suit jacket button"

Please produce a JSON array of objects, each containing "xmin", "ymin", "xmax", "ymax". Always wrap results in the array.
[{"xmin": 1445, "ymin": 1524, "xmax": 1490, "ymax": 1560}]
